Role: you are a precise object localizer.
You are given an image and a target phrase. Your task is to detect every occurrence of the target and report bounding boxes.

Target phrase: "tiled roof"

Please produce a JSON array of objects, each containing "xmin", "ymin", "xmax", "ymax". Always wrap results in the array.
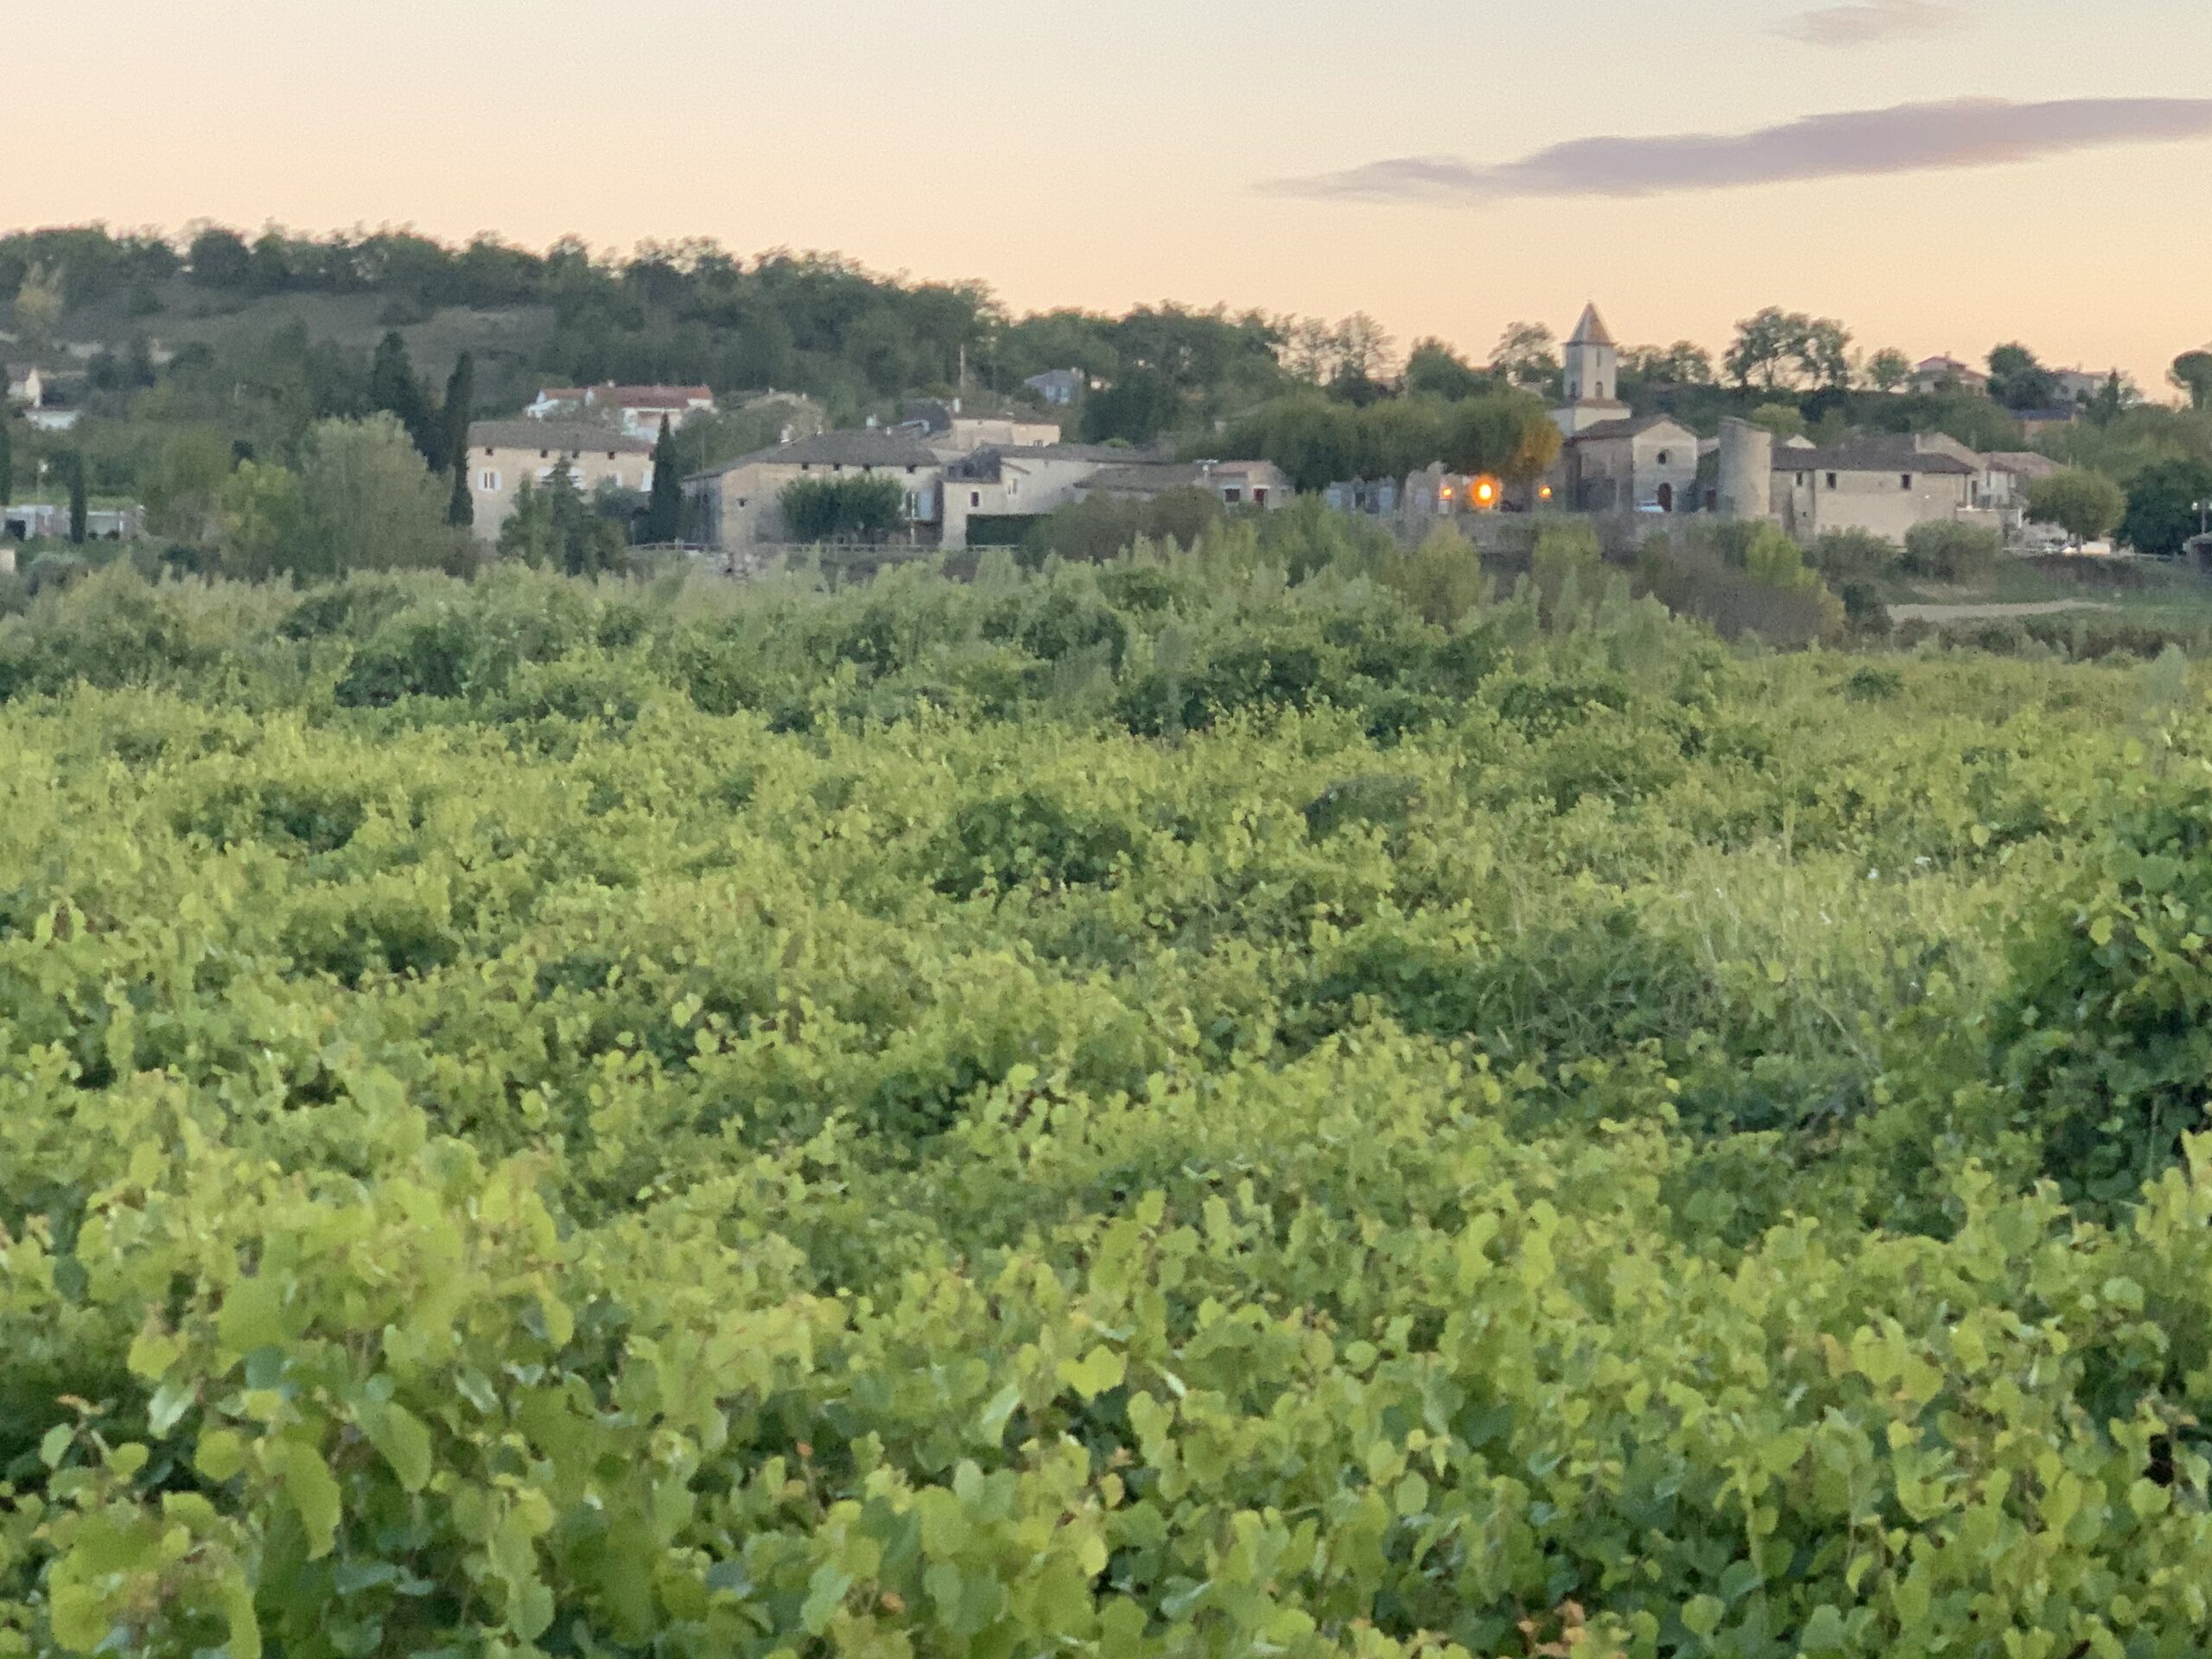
[
  {"xmin": 1784, "ymin": 436, "xmax": 1978, "ymax": 475},
  {"xmin": 1567, "ymin": 414, "xmax": 1694, "ymax": 442},
  {"xmin": 690, "ymin": 429, "xmax": 945, "ymax": 479},
  {"xmin": 471, "ymin": 421, "xmax": 653, "ymax": 454},
  {"xmin": 1567, "ymin": 304, "xmax": 1616, "ymax": 348}
]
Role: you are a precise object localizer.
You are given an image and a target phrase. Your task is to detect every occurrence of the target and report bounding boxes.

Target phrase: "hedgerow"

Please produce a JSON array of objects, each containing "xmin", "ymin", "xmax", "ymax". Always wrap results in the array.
[{"xmin": 1, "ymin": 548, "xmax": 2210, "ymax": 1658}]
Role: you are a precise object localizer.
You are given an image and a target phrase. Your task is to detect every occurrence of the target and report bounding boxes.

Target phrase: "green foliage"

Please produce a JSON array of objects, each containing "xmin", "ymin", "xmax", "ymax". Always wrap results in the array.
[
  {"xmin": 498, "ymin": 463, "xmax": 626, "ymax": 575},
  {"xmin": 645, "ymin": 416, "xmax": 683, "ymax": 543},
  {"xmin": 2029, "ymin": 468, "xmax": 2127, "ymax": 543},
  {"xmin": 1901, "ymin": 520, "xmax": 2002, "ymax": 584},
  {"xmin": 1811, "ymin": 528, "xmax": 1899, "ymax": 582},
  {"xmin": 3, "ymin": 544, "xmax": 2212, "ymax": 1659},
  {"xmin": 2120, "ymin": 457, "xmax": 2212, "ymax": 557},
  {"xmin": 779, "ymin": 474, "xmax": 906, "ymax": 543}
]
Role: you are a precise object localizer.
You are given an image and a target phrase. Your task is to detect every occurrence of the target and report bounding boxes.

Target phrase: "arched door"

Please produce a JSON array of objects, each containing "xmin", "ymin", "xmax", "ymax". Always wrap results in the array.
[{"xmin": 1656, "ymin": 482, "xmax": 1675, "ymax": 512}]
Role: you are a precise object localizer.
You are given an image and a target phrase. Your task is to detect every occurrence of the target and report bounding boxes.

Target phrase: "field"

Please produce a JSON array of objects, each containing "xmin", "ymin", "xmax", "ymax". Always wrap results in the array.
[{"xmin": 3, "ymin": 541, "xmax": 2212, "ymax": 1658}]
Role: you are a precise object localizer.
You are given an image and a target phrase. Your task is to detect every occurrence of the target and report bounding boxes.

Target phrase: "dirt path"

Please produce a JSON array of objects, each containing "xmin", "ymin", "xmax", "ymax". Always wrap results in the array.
[{"xmin": 1887, "ymin": 599, "xmax": 2116, "ymax": 624}]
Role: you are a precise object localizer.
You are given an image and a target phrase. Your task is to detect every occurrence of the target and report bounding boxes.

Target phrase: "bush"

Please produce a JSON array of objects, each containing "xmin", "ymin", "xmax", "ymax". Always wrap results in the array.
[
  {"xmin": 1902, "ymin": 520, "xmax": 2002, "ymax": 584},
  {"xmin": 1811, "ymin": 529, "xmax": 1898, "ymax": 582}
]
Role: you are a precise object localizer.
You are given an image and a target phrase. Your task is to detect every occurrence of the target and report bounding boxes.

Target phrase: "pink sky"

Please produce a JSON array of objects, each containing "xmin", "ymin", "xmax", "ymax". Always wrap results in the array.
[{"xmin": 19, "ymin": 0, "xmax": 2212, "ymax": 393}]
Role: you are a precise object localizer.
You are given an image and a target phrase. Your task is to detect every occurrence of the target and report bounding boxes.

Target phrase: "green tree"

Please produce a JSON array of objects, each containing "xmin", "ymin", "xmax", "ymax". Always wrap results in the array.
[
  {"xmin": 1750, "ymin": 403, "xmax": 1808, "ymax": 441},
  {"xmin": 2027, "ymin": 467, "xmax": 2126, "ymax": 545},
  {"xmin": 145, "ymin": 427, "xmax": 235, "ymax": 546},
  {"xmin": 1986, "ymin": 343, "xmax": 2059, "ymax": 411},
  {"xmin": 66, "ymin": 451, "xmax": 88, "ymax": 543},
  {"xmin": 370, "ymin": 331, "xmax": 440, "ymax": 466},
  {"xmin": 217, "ymin": 459, "xmax": 308, "ymax": 579},
  {"xmin": 2170, "ymin": 349, "xmax": 2212, "ymax": 413},
  {"xmin": 500, "ymin": 463, "xmax": 629, "ymax": 574},
  {"xmin": 0, "ymin": 417, "xmax": 11, "ymax": 508},
  {"xmin": 14, "ymin": 262, "xmax": 65, "ymax": 355},
  {"xmin": 644, "ymin": 417, "xmax": 683, "ymax": 543},
  {"xmin": 2119, "ymin": 457, "xmax": 2212, "ymax": 556},
  {"xmin": 778, "ymin": 474, "xmax": 906, "ymax": 543},
  {"xmin": 1489, "ymin": 321, "xmax": 1558, "ymax": 391},
  {"xmin": 288, "ymin": 413, "xmax": 461, "ymax": 577},
  {"xmin": 1725, "ymin": 308, "xmax": 1805, "ymax": 391},
  {"xmin": 442, "ymin": 353, "xmax": 476, "ymax": 529},
  {"xmin": 1081, "ymin": 372, "xmax": 1184, "ymax": 444},
  {"xmin": 1402, "ymin": 339, "xmax": 1490, "ymax": 401},
  {"xmin": 1865, "ymin": 348, "xmax": 1913, "ymax": 394}
]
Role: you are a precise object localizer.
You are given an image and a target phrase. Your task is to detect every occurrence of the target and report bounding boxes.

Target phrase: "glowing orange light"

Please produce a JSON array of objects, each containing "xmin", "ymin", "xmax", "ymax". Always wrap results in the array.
[
  {"xmin": 1539, "ymin": 484, "xmax": 1554, "ymax": 500},
  {"xmin": 1474, "ymin": 477, "xmax": 1498, "ymax": 506},
  {"xmin": 1439, "ymin": 485, "xmax": 1453, "ymax": 500}
]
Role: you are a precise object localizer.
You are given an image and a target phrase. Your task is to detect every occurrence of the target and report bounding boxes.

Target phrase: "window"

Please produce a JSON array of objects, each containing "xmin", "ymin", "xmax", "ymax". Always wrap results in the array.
[
  {"xmin": 1222, "ymin": 487, "xmax": 1243, "ymax": 505},
  {"xmin": 1796, "ymin": 472, "xmax": 1808, "ymax": 486},
  {"xmin": 1007, "ymin": 478, "xmax": 1019, "ymax": 498},
  {"xmin": 906, "ymin": 464, "xmax": 917, "ymax": 474},
  {"xmin": 539, "ymin": 449, "xmax": 550, "ymax": 460},
  {"xmin": 969, "ymin": 491, "xmax": 982, "ymax": 508},
  {"xmin": 485, "ymin": 445, "xmax": 497, "ymax": 458},
  {"xmin": 1656, "ymin": 450, "xmax": 1670, "ymax": 466},
  {"xmin": 1900, "ymin": 474, "xmax": 1913, "ymax": 489},
  {"xmin": 1568, "ymin": 381, "xmax": 1579, "ymax": 399},
  {"xmin": 537, "ymin": 468, "xmax": 556, "ymax": 485},
  {"xmin": 735, "ymin": 498, "xmax": 747, "ymax": 509},
  {"xmin": 478, "ymin": 470, "xmax": 501, "ymax": 492},
  {"xmin": 607, "ymin": 452, "xmax": 618, "ymax": 461},
  {"xmin": 1826, "ymin": 473, "xmax": 1838, "ymax": 490}
]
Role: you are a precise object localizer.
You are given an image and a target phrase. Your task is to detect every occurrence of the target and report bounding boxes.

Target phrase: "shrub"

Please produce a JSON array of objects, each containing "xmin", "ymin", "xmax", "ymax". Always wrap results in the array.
[{"xmin": 1902, "ymin": 520, "xmax": 2002, "ymax": 584}]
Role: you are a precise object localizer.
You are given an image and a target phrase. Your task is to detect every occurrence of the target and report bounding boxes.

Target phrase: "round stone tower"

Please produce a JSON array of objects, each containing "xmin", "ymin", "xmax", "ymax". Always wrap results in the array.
[{"xmin": 1717, "ymin": 417, "xmax": 1773, "ymax": 521}]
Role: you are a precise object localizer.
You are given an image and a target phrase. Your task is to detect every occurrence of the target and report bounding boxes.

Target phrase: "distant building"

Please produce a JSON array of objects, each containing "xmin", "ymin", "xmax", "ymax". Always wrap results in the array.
[
  {"xmin": 524, "ymin": 384, "xmax": 716, "ymax": 439},
  {"xmin": 1559, "ymin": 414, "xmax": 1702, "ymax": 514},
  {"xmin": 898, "ymin": 398, "xmax": 1061, "ymax": 454},
  {"xmin": 1022, "ymin": 368, "xmax": 1088, "ymax": 407},
  {"xmin": 1551, "ymin": 305, "xmax": 1631, "ymax": 437},
  {"xmin": 1908, "ymin": 356, "xmax": 1990, "ymax": 397},
  {"xmin": 467, "ymin": 420, "xmax": 656, "ymax": 543},
  {"xmin": 2051, "ymin": 367, "xmax": 2134, "ymax": 406},
  {"xmin": 1074, "ymin": 459, "xmax": 1288, "ymax": 511},
  {"xmin": 1772, "ymin": 435, "xmax": 1991, "ymax": 543},
  {"xmin": 3, "ymin": 501, "xmax": 144, "ymax": 541},
  {"xmin": 683, "ymin": 429, "xmax": 947, "ymax": 548},
  {"xmin": 940, "ymin": 443, "xmax": 1138, "ymax": 548},
  {"xmin": 5, "ymin": 366, "xmax": 44, "ymax": 408}
]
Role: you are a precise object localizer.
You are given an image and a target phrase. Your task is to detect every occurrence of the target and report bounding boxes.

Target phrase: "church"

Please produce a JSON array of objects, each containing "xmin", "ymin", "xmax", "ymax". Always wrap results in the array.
[{"xmin": 1547, "ymin": 305, "xmax": 1702, "ymax": 515}]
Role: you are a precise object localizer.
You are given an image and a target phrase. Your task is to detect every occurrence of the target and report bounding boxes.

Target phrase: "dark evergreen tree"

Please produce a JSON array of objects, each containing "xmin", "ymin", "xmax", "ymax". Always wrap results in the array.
[
  {"xmin": 0, "ymin": 418, "xmax": 12, "ymax": 507},
  {"xmin": 370, "ymin": 331, "xmax": 439, "ymax": 464},
  {"xmin": 644, "ymin": 416, "xmax": 683, "ymax": 543},
  {"xmin": 67, "ymin": 452, "xmax": 88, "ymax": 543},
  {"xmin": 442, "ymin": 352, "xmax": 477, "ymax": 529}
]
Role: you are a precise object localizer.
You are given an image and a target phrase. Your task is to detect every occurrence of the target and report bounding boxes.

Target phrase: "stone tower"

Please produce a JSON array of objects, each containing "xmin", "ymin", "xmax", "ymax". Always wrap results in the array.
[
  {"xmin": 1551, "ymin": 304, "xmax": 1630, "ymax": 436},
  {"xmin": 1717, "ymin": 417, "xmax": 1774, "ymax": 521}
]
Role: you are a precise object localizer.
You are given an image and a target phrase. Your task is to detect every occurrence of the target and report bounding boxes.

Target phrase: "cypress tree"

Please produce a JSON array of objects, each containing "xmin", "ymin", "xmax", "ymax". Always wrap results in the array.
[
  {"xmin": 443, "ymin": 352, "xmax": 477, "ymax": 529},
  {"xmin": 645, "ymin": 416, "xmax": 683, "ymax": 543},
  {"xmin": 0, "ymin": 418, "xmax": 12, "ymax": 508},
  {"xmin": 67, "ymin": 452, "xmax": 88, "ymax": 543},
  {"xmin": 370, "ymin": 331, "xmax": 438, "ymax": 464}
]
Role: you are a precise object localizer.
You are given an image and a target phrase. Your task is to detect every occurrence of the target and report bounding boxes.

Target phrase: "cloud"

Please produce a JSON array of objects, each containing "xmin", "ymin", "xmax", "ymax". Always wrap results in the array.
[
  {"xmin": 1777, "ymin": 1, "xmax": 1962, "ymax": 48},
  {"xmin": 1262, "ymin": 97, "xmax": 2212, "ymax": 205}
]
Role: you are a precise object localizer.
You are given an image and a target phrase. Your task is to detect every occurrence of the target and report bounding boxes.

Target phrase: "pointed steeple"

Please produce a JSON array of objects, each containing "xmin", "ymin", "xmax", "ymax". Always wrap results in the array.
[{"xmin": 1568, "ymin": 303, "xmax": 1615, "ymax": 349}]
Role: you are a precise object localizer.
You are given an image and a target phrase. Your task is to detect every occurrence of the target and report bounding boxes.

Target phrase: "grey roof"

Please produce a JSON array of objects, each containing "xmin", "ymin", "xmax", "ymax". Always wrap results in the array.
[
  {"xmin": 1567, "ymin": 414, "xmax": 1694, "ymax": 442},
  {"xmin": 1083, "ymin": 462, "xmax": 1211, "ymax": 495},
  {"xmin": 1783, "ymin": 436, "xmax": 1978, "ymax": 476},
  {"xmin": 1567, "ymin": 304, "xmax": 1616, "ymax": 348},
  {"xmin": 690, "ymin": 429, "xmax": 945, "ymax": 479},
  {"xmin": 944, "ymin": 442, "xmax": 1141, "ymax": 481},
  {"xmin": 471, "ymin": 420, "xmax": 652, "ymax": 454},
  {"xmin": 1984, "ymin": 450, "xmax": 2061, "ymax": 479}
]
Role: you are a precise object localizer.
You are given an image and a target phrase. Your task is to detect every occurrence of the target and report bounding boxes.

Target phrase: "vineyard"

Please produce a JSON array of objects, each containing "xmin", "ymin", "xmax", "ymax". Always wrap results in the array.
[{"xmin": 3, "ymin": 530, "xmax": 2212, "ymax": 1658}]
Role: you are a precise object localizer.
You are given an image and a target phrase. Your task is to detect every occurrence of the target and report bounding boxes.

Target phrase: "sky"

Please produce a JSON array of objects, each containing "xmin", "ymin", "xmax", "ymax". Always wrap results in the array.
[{"xmin": 20, "ymin": 0, "xmax": 2212, "ymax": 392}]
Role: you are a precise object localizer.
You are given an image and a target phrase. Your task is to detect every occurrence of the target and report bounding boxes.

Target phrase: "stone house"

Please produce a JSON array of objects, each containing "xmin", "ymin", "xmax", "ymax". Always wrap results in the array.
[
  {"xmin": 899, "ymin": 398, "xmax": 1061, "ymax": 454},
  {"xmin": 467, "ymin": 420, "xmax": 657, "ymax": 543},
  {"xmin": 683, "ymin": 429, "xmax": 947, "ymax": 548},
  {"xmin": 939, "ymin": 444, "xmax": 1136, "ymax": 548},
  {"xmin": 1771, "ymin": 435, "xmax": 1992, "ymax": 543},
  {"xmin": 1075, "ymin": 459, "xmax": 1288, "ymax": 511},
  {"xmin": 1909, "ymin": 356, "xmax": 1990, "ymax": 396},
  {"xmin": 1559, "ymin": 415, "xmax": 1702, "ymax": 514}
]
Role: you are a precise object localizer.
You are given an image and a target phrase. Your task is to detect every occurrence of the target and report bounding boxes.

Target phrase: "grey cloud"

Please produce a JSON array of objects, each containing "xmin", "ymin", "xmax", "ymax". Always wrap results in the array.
[
  {"xmin": 1777, "ymin": 1, "xmax": 1962, "ymax": 48},
  {"xmin": 1262, "ymin": 98, "xmax": 2212, "ymax": 205}
]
